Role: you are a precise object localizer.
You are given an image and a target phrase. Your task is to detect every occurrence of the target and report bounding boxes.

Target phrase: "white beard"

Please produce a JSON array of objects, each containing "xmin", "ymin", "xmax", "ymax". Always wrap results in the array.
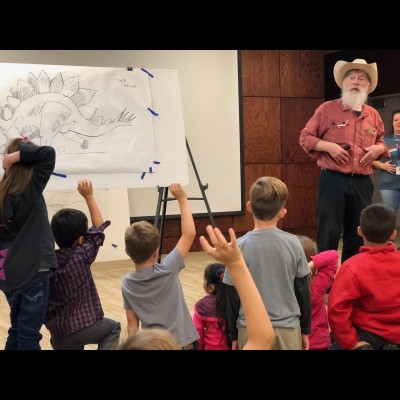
[{"xmin": 341, "ymin": 89, "xmax": 368, "ymax": 109}]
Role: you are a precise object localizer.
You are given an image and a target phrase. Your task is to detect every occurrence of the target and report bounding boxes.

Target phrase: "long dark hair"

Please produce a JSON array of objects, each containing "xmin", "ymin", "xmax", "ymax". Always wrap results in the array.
[
  {"xmin": 204, "ymin": 262, "xmax": 231, "ymax": 347},
  {"xmin": 0, "ymin": 138, "xmax": 34, "ymax": 211}
]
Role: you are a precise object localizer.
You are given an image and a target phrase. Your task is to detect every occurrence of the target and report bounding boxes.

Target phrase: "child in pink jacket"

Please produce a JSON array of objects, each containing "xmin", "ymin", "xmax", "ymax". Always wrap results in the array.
[
  {"xmin": 193, "ymin": 263, "xmax": 230, "ymax": 350},
  {"xmin": 297, "ymin": 236, "xmax": 339, "ymax": 350}
]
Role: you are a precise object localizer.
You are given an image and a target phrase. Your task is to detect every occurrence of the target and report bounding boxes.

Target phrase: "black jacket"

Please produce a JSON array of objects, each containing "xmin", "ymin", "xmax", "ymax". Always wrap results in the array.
[{"xmin": 0, "ymin": 144, "xmax": 57, "ymax": 292}]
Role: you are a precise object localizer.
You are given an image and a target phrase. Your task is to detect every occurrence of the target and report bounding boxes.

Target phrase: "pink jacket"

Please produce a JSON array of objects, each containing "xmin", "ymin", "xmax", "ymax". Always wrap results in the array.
[
  {"xmin": 309, "ymin": 250, "xmax": 339, "ymax": 350},
  {"xmin": 193, "ymin": 295, "xmax": 229, "ymax": 350}
]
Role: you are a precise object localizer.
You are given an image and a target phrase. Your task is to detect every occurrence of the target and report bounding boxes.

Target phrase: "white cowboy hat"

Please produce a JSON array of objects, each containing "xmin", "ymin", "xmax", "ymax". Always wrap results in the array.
[{"xmin": 333, "ymin": 58, "xmax": 378, "ymax": 94}]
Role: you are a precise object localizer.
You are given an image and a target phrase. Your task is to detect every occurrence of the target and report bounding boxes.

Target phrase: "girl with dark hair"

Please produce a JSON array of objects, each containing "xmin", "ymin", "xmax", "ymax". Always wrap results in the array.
[{"xmin": 193, "ymin": 262, "xmax": 231, "ymax": 350}]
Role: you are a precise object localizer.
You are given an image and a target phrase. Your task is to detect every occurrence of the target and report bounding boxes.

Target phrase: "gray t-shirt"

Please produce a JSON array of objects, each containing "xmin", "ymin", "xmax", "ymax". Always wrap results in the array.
[
  {"xmin": 223, "ymin": 228, "xmax": 310, "ymax": 329},
  {"xmin": 121, "ymin": 248, "xmax": 199, "ymax": 347}
]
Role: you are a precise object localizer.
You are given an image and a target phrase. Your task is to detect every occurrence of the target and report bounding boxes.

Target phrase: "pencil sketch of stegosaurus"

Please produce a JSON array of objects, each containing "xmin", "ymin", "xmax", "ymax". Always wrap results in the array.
[{"xmin": 0, "ymin": 70, "xmax": 136, "ymax": 151}]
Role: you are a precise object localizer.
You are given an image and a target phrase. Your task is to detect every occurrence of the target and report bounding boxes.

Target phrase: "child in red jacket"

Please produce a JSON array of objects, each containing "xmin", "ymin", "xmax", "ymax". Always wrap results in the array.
[
  {"xmin": 328, "ymin": 203, "xmax": 400, "ymax": 350},
  {"xmin": 297, "ymin": 236, "xmax": 339, "ymax": 350},
  {"xmin": 193, "ymin": 263, "xmax": 230, "ymax": 350}
]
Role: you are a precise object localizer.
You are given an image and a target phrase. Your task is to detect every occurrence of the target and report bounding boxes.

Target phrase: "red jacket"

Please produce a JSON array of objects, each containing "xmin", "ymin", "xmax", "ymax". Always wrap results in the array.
[
  {"xmin": 309, "ymin": 250, "xmax": 339, "ymax": 350},
  {"xmin": 328, "ymin": 243, "xmax": 400, "ymax": 349},
  {"xmin": 193, "ymin": 294, "xmax": 229, "ymax": 350}
]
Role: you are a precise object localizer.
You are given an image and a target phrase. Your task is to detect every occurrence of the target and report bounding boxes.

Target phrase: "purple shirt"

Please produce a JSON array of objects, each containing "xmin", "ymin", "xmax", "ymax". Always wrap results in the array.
[
  {"xmin": 45, "ymin": 221, "xmax": 110, "ymax": 340},
  {"xmin": 299, "ymin": 99, "xmax": 388, "ymax": 175}
]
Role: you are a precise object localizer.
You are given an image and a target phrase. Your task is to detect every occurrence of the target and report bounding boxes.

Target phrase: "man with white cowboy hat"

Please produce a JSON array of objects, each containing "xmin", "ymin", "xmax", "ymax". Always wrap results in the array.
[{"xmin": 299, "ymin": 58, "xmax": 389, "ymax": 264}]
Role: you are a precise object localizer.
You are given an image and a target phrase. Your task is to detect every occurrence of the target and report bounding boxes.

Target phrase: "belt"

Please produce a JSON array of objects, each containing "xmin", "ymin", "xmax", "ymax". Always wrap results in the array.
[{"xmin": 321, "ymin": 168, "xmax": 367, "ymax": 178}]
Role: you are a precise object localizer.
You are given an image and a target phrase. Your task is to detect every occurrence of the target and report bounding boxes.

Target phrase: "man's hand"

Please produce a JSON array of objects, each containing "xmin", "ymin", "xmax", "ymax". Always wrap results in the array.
[
  {"xmin": 328, "ymin": 142, "xmax": 349, "ymax": 165},
  {"xmin": 360, "ymin": 144, "xmax": 385, "ymax": 167}
]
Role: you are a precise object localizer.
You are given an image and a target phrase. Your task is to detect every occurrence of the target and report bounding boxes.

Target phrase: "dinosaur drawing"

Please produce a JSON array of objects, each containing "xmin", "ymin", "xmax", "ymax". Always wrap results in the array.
[{"xmin": 0, "ymin": 70, "xmax": 136, "ymax": 151}]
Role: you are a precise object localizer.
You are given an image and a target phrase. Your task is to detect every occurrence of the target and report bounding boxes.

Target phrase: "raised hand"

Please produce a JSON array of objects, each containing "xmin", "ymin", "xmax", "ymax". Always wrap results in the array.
[{"xmin": 200, "ymin": 225, "xmax": 244, "ymax": 267}]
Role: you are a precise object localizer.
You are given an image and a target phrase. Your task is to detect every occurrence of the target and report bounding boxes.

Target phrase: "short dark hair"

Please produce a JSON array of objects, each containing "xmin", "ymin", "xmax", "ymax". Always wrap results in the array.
[
  {"xmin": 360, "ymin": 203, "xmax": 395, "ymax": 244},
  {"xmin": 51, "ymin": 208, "xmax": 88, "ymax": 248},
  {"xmin": 390, "ymin": 109, "xmax": 400, "ymax": 134}
]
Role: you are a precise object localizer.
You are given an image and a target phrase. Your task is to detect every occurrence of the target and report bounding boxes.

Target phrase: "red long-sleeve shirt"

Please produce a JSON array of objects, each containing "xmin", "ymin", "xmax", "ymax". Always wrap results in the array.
[
  {"xmin": 328, "ymin": 243, "xmax": 400, "ymax": 349},
  {"xmin": 299, "ymin": 99, "xmax": 388, "ymax": 175}
]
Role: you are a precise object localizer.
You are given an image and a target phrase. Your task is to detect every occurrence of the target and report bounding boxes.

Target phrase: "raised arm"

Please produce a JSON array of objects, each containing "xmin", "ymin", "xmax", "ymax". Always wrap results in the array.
[
  {"xmin": 77, "ymin": 179, "xmax": 104, "ymax": 227},
  {"xmin": 2, "ymin": 151, "xmax": 20, "ymax": 175},
  {"xmin": 200, "ymin": 225, "xmax": 274, "ymax": 350},
  {"xmin": 169, "ymin": 183, "xmax": 196, "ymax": 258}
]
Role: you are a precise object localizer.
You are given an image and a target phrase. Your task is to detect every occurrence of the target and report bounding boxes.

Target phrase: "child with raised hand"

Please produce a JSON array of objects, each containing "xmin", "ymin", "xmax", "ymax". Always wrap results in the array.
[
  {"xmin": 45, "ymin": 178, "xmax": 121, "ymax": 350},
  {"xmin": 200, "ymin": 225, "xmax": 274, "ymax": 350},
  {"xmin": 297, "ymin": 236, "xmax": 339, "ymax": 350},
  {"xmin": 193, "ymin": 263, "xmax": 230, "ymax": 350},
  {"xmin": 122, "ymin": 182, "xmax": 199, "ymax": 349},
  {"xmin": 0, "ymin": 138, "xmax": 57, "ymax": 350}
]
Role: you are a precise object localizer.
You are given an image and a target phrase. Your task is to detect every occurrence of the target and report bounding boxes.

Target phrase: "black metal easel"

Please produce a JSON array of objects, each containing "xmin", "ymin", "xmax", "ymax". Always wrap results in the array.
[{"xmin": 154, "ymin": 137, "xmax": 216, "ymax": 261}]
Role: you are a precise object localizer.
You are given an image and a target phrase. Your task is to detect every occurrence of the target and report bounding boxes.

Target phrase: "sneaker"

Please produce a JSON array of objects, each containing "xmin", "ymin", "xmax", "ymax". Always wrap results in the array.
[{"xmin": 382, "ymin": 343, "xmax": 400, "ymax": 350}]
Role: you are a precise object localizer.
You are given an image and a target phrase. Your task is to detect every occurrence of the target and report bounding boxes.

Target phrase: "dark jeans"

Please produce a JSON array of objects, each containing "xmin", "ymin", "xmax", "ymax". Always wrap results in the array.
[
  {"xmin": 50, "ymin": 318, "xmax": 121, "ymax": 350},
  {"xmin": 4, "ymin": 271, "xmax": 50, "ymax": 350},
  {"xmin": 330, "ymin": 328, "xmax": 398, "ymax": 350},
  {"xmin": 317, "ymin": 169, "xmax": 373, "ymax": 264}
]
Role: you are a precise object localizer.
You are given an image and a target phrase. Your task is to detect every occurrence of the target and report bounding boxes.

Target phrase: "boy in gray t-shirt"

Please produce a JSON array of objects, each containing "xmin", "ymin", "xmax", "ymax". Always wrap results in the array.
[
  {"xmin": 121, "ymin": 183, "xmax": 199, "ymax": 349},
  {"xmin": 223, "ymin": 176, "xmax": 311, "ymax": 350}
]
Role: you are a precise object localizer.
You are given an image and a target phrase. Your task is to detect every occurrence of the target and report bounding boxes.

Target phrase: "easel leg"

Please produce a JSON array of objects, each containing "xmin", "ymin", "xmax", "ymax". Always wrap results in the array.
[
  {"xmin": 186, "ymin": 138, "xmax": 216, "ymax": 227},
  {"xmin": 154, "ymin": 186, "xmax": 168, "ymax": 262},
  {"xmin": 153, "ymin": 138, "xmax": 215, "ymax": 262},
  {"xmin": 154, "ymin": 186, "xmax": 164, "ymax": 229}
]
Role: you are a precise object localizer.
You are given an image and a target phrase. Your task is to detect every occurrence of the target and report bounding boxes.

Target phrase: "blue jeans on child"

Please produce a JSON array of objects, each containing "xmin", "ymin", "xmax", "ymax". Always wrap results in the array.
[{"xmin": 4, "ymin": 271, "xmax": 49, "ymax": 350}]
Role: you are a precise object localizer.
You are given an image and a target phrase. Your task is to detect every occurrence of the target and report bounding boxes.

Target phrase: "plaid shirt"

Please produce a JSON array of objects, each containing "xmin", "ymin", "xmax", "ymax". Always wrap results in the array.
[{"xmin": 45, "ymin": 221, "xmax": 110, "ymax": 340}]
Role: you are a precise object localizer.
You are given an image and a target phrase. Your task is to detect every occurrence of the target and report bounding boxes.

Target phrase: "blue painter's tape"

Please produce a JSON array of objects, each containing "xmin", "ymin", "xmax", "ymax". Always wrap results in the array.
[
  {"xmin": 147, "ymin": 107, "xmax": 159, "ymax": 116},
  {"xmin": 52, "ymin": 172, "xmax": 67, "ymax": 178},
  {"xmin": 141, "ymin": 172, "xmax": 146, "ymax": 180},
  {"xmin": 140, "ymin": 68, "xmax": 154, "ymax": 78}
]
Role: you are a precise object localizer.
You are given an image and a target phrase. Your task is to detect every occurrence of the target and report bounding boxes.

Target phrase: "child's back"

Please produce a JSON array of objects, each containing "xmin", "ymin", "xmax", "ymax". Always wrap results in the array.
[
  {"xmin": 329, "ymin": 243, "xmax": 400, "ymax": 348},
  {"xmin": 121, "ymin": 183, "xmax": 199, "ymax": 349},
  {"xmin": 329, "ymin": 203, "xmax": 400, "ymax": 350},
  {"xmin": 227, "ymin": 229, "xmax": 309, "ymax": 337},
  {"xmin": 297, "ymin": 235, "xmax": 339, "ymax": 350},
  {"xmin": 223, "ymin": 177, "xmax": 311, "ymax": 350},
  {"xmin": 193, "ymin": 262, "xmax": 230, "ymax": 350}
]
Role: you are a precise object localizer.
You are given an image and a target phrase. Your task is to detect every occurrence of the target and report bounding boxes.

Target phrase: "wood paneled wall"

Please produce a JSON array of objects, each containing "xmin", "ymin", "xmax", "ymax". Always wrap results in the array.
[{"xmin": 161, "ymin": 50, "xmax": 325, "ymax": 253}]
